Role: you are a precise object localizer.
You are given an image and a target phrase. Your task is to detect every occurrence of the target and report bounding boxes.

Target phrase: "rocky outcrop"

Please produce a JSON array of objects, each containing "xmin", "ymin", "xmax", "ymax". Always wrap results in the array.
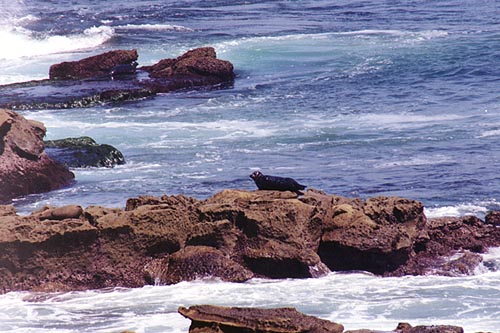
[
  {"xmin": 0, "ymin": 189, "xmax": 499, "ymax": 293},
  {"xmin": 388, "ymin": 215, "xmax": 500, "ymax": 276},
  {"xmin": 0, "ymin": 109, "xmax": 74, "ymax": 203},
  {"xmin": 0, "ymin": 47, "xmax": 234, "ymax": 110},
  {"xmin": 179, "ymin": 305, "xmax": 469, "ymax": 333},
  {"xmin": 49, "ymin": 49, "xmax": 139, "ymax": 80},
  {"xmin": 142, "ymin": 47, "xmax": 234, "ymax": 82},
  {"xmin": 44, "ymin": 136, "xmax": 125, "ymax": 168},
  {"xmin": 315, "ymin": 195, "xmax": 426, "ymax": 275},
  {"xmin": 178, "ymin": 305, "xmax": 344, "ymax": 333}
]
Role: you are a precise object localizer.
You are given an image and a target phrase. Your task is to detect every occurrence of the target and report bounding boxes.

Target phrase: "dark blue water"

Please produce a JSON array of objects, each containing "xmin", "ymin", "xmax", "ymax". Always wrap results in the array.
[{"xmin": 0, "ymin": 0, "xmax": 498, "ymax": 216}]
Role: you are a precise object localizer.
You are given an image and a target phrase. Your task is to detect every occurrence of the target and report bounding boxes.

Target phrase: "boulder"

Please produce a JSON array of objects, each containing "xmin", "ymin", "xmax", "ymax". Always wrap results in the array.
[
  {"xmin": 142, "ymin": 47, "xmax": 234, "ymax": 81},
  {"xmin": 49, "ymin": 49, "xmax": 139, "ymax": 80},
  {"xmin": 0, "ymin": 109, "xmax": 74, "ymax": 203},
  {"xmin": 178, "ymin": 305, "xmax": 344, "ymax": 333},
  {"xmin": 44, "ymin": 136, "xmax": 125, "ymax": 168}
]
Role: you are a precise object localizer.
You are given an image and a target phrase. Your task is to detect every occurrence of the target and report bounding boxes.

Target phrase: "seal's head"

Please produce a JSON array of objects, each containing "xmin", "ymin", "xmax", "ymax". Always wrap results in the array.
[{"xmin": 250, "ymin": 170, "xmax": 263, "ymax": 180}]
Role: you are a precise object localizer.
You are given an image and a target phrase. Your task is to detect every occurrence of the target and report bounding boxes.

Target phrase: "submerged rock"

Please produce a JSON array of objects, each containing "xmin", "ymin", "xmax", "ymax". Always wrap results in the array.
[
  {"xmin": 0, "ymin": 109, "xmax": 74, "ymax": 203},
  {"xmin": 178, "ymin": 305, "xmax": 344, "ymax": 333},
  {"xmin": 0, "ymin": 47, "xmax": 234, "ymax": 110},
  {"xmin": 44, "ymin": 136, "xmax": 125, "ymax": 168}
]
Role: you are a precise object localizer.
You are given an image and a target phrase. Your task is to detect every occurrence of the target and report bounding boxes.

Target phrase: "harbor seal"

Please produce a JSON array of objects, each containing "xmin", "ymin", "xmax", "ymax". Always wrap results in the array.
[
  {"xmin": 109, "ymin": 61, "xmax": 138, "ymax": 77},
  {"xmin": 249, "ymin": 170, "xmax": 306, "ymax": 195}
]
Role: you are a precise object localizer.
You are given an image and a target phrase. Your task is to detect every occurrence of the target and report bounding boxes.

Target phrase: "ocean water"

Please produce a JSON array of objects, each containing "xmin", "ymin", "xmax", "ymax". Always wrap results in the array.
[{"xmin": 1, "ymin": 1, "xmax": 499, "ymax": 332}]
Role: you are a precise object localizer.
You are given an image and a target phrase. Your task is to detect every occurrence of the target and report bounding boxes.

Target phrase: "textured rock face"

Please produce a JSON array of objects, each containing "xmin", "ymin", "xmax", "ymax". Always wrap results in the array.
[
  {"xmin": 0, "ymin": 109, "xmax": 74, "ymax": 203},
  {"xmin": 143, "ymin": 47, "xmax": 234, "ymax": 81},
  {"xmin": 388, "ymin": 215, "xmax": 500, "ymax": 276},
  {"xmin": 44, "ymin": 136, "xmax": 125, "ymax": 168},
  {"xmin": 1, "ymin": 189, "xmax": 499, "ymax": 293},
  {"xmin": 316, "ymin": 195, "xmax": 426, "ymax": 274},
  {"xmin": 49, "ymin": 49, "xmax": 139, "ymax": 80},
  {"xmin": 485, "ymin": 211, "xmax": 500, "ymax": 226},
  {"xmin": 178, "ymin": 305, "xmax": 344, "ymax": 333}
]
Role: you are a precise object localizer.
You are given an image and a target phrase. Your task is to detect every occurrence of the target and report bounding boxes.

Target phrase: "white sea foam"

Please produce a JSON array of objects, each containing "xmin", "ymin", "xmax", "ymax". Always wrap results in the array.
[
  {"xmin": 0, "ymin": 25, "xmax": 114, "ymax": 60},
  {"xmin": 425, "ymin": 203, "xmax": 491, "ymax": 219},
  {"xmin": 215, "ymin": 29, "xmax": 449, "ymax": 54},
  {"xmin": 115, "ymin": 23, "xmax": 193, "ymax": 32},
  {"xmin": 1, "ymin": 271, "xmax": 499, "ymax": 333},
  {"xmin": 350, "ymin": 113, "xmax": 467, "ymax": 130},
  {"xmin": 375, "ymin": 155, "xmax": 453, "ymax": 168},
  {"xmin": 477, "ymin": 129, "xmax": 500, "ymax": 138}
]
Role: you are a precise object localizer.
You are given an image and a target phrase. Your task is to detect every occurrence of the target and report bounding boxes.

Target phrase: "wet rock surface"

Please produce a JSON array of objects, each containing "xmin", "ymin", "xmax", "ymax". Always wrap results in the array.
[
  {"xmin": 0, "ymin": 47, "xmax": 234, "ymax": 110},
  {"xmin": 0, "ymin": 109, "xmax": 74, "ymax": 203},
  {"xmin": 44, "ymin": 136, "xmax": 125, "ymax": 168},
  {"xmin": 1, "ymin": 189, "xmax": 499, "ymax": 293}
]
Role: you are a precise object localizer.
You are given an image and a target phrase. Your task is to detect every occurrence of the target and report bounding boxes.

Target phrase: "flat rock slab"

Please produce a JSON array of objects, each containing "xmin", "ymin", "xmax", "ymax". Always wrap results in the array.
[{"xmin": 178, "ymin": 305, "xmax": 344, "ymax": 333}]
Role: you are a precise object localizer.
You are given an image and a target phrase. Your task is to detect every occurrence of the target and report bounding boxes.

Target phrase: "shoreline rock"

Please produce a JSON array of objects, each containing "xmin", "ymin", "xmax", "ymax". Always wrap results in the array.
[
  {"xmin": 44, "ymin": 136, "xmax": 125, "ymax": 168},
  {"xmin": 49, "ymin": 49, "xmax": 139, "ymax": 80},
  {"xmin": 0, "ymin": 47, "xmax": 235, "ymax": 110},
  {"xmin": 1, "ymin": 189, "xmax": 499, "ymax": 293},
  {"xmin": 179, "ymin": 305, "xmax": 470, "ymax": 333},
  {"xmin": 178, "ymin": 305, "xmax": 344, "ymax": 333},
  {"xmin": 0, "ymin": 109, "xmax": 74, "ymax": 204}
]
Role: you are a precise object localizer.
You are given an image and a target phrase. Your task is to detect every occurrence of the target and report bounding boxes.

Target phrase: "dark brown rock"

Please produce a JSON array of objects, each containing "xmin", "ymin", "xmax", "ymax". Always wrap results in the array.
[
  {"xmin": 0, "ymin": 109, "xmax": 74, "ymax": 203},
  {"xmin": 49, "ymin": 49, "xmax": 138, "ymax": 80},
  {"xmin": 388, "ymin": 215, "xmax": 500, "ymax": 276},
  {"xmin": 178, "ymin": 305, "xmax": 344, "ymax": 333},
  {"xmin": 406, "ymin": 326, "xmax": 463, "ymax": 333},
  {"xmin": 346, "ymin": 322, "xmax": 464, "ymax": 333},
  {"xmin": 142, "ymin": 47, "xmax": 234, "ymax": 81},
  {"xmin": 485, "ymin": 211, "xmax": 500, "ymax": 226}
]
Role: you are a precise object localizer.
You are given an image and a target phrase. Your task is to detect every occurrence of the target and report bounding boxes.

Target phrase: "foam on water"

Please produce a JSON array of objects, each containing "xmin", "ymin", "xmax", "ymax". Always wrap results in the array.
[
  {"xmin": 0, "ymin": 25, "xmax": 114, "ymax": 61},
  {"xmin": 114, "ymin": 23, "xmax": 194, "ymax": 32},
  {"xmin": 1, "ymin": 270, "xmax": 500, "ymax": 333},
  {"xmin": 425, "ymin": 200, "xmax": 498, "ymax": 219}
]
